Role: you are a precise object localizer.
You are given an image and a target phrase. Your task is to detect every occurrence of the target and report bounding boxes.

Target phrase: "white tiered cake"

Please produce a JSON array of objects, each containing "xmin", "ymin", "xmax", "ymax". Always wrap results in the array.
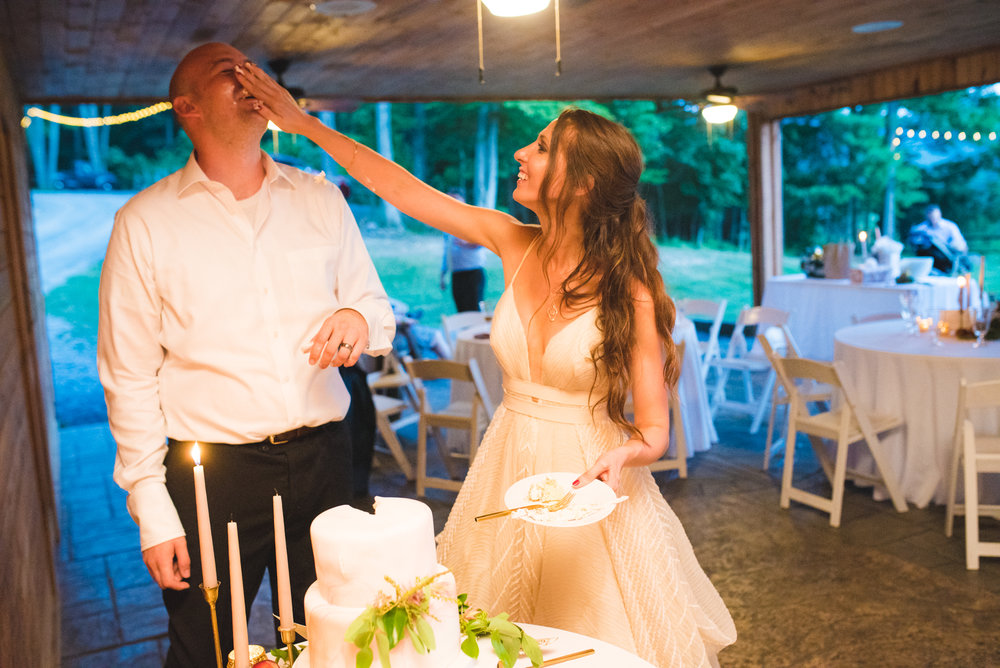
[{"xmin": 297, "ymin": 497, "xmax": 465, "ymax": 668}]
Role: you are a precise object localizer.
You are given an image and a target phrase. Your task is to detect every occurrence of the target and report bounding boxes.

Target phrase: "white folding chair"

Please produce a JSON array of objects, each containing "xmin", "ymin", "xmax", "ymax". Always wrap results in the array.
[
  {"xmin": 367, "ymin": 349, "xmax": 419, "ymax": 412},
  {"xmin": 648, "ymin": 340, "xmax": 689, "ymax": 477},
  {"xmin": 757, "ymin": 326, "xmax": 833, "ymax": 470},
  {"xmin": 708, "ymin": 305, "xmax": 789, "ymax": 434},
  {"xmin": 366, "ymin": 351, "xmax": 420, "ymax": 480},
  {"xmin": 943, "ymin": 379, "xmax": 1000, "ymax": 569},
  {"xmin": 441, "ymin": 311, "xmax": 489, "ymax": 347},
  {"xmin": 777, "ymin": 356, "xmax": 908, "ymax": 527},
  {"xmin": 405, "ymin": 357, "xmax": 495, "ymax": 496},
  {"xmin": 675, "ymin": 298, "xmax": 727, "ymax": 380}
]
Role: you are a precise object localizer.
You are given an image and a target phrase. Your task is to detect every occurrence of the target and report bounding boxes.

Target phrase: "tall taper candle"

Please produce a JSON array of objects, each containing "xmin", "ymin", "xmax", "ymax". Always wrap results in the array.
[
  {"xmin": 980, "ymin": 256, "xmax": 986, "ymax": 293},
  {"xmin": 191, "ymin": 444, "xmax": 218, "ymax": 588},
  {"xmin": 228, "ymin": 521, "xmax": 250, "ymax": 668},
  {"xmin": 273, "ymin": 494, "xmax": 293, "ymax": 630}
]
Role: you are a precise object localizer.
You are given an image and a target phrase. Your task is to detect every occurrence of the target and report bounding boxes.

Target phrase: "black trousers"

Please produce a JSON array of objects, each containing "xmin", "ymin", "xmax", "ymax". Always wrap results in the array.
[
  {"xmin": 451, "ymin": 267, "xmax": 486, "ymax": 312},
  {"xmin": 161, "ymin": 421, "xmax": 351, "ymax": 668}
]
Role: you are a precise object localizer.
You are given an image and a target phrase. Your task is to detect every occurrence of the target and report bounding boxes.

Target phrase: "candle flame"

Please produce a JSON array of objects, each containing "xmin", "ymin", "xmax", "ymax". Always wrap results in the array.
[
  {"xmin": 958, "ymin": 276, "xmax": 967, "ymax": 288},
  {"xmin": 191, "ymin": 442, "xmax": 201, "ymax": 466},
  {"xmin": 858, "ymin": 231, "xmax": 868, "ymax": 242}
]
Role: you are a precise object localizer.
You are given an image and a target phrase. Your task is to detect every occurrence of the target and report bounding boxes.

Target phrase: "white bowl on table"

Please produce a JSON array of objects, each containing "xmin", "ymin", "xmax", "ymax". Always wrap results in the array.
[{"xmin": 898, "ymin": 257, "xmax": 933, "ymax": 281}]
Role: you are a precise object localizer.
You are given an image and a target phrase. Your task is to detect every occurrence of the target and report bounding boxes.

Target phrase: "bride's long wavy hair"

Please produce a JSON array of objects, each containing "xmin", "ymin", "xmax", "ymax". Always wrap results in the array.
[{"xmin": 537, "ymin": 108, "xmax": 679, "ymax": 437}]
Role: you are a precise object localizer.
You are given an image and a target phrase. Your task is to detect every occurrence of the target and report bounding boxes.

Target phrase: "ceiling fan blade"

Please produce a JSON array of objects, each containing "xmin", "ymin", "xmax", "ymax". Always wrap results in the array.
[{"xmin": 297, "ymin": 97, "xmax": 360, "ymax": 113}]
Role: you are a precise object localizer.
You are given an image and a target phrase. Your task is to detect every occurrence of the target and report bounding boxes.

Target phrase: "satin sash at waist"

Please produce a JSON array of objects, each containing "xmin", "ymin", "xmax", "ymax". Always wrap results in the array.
[{"xmin": 502, "ymin": 377, "xmax": 606, "ymax": 424}]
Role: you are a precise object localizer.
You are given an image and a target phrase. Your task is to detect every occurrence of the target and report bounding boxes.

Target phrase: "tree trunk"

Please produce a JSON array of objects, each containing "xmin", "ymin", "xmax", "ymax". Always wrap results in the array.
[
  {"xmin": 375, "ymin": 102, "xmax": 402, "ymax": 229},
  {"xmin": 882, "ymin": 102, "xmax": 898, "ymax": 239},
  {"xmin": 474, "ymin": 103, "xmax": 499, "ymax": 208},
  {"xmin": 411, "ymin": 103, "xmax": 427, "ymax": 182},
  {"xmin": 79, "ymin": 103, "xmax": 105, "ymax": 173},
  {"xmin": 46, "ymin": 104, "xmax": 60, "ymax": 186}
]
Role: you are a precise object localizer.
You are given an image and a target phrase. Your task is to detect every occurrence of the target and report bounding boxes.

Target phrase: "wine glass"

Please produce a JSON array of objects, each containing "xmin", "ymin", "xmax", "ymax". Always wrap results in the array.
[
  {"xmin": 898, "ymin": 292, "xmax": 917, "ymax": 334},
  {"xmin": 972, "ymin": 298, "xmax": 995, "ymax": 348}
]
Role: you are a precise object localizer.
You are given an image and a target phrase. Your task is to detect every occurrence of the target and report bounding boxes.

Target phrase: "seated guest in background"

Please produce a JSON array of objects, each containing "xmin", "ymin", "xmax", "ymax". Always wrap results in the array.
[
  {"xmin": 441, "ymin": 191, "xmax": 488, "ymax": 312},
  {"xmin": 98, "ymin": 42, "xmax": 394, "ymax": 666},
  {"xmin": 907, "ymin": 203, "xmax": 968, "ymax": 274}
]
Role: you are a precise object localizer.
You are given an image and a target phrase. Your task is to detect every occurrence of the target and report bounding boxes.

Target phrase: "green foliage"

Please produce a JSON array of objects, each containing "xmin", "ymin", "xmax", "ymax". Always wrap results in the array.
[
  {"xmin": 456, "ymin": 594, "xmax": 543, "ymax": 668},
  {"xmin": 343, "ymin": 573, "xmax": 449, "ymax": 668}
]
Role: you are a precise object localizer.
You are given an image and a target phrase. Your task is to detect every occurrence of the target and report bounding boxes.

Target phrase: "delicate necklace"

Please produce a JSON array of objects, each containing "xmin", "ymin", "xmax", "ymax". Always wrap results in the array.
[{"xmin": 547, "ymin": 300, "xmax": 560, "ymax": 322}]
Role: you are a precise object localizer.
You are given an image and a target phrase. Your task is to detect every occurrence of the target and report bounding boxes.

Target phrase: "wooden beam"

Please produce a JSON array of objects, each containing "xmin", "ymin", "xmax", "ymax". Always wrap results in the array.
[
  {"xmin": 746, "ymin": 45, "xmax": 1000, "ymax": 120},
  {"xmin": 747, "ymin": 113, "xmax": 784, "ymax": 305}
]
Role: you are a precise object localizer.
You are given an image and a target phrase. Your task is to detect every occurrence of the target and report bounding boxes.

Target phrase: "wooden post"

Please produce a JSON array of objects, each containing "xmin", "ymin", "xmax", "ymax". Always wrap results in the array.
[{"xmin": 747, "ymin": 112, "xmax": 784, "ymax": 306}]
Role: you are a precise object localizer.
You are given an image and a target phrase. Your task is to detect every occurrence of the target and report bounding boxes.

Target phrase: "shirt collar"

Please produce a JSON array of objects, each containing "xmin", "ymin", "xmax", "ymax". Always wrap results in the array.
[{"xmin": 176, "ymin": 151, "xmax": 296, "ymax": 196}]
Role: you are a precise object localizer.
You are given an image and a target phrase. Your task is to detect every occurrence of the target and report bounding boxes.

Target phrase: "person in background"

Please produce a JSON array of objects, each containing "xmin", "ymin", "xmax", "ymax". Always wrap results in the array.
[
  {"xmin": 236, "ymin": 61, "xmax": 736, "ymax": 667},
  {"xmin": 441, "ymin": 191, "xmax": 488, "ymax": 312},
  {"xmin": 97, "ymin": 42, "xmax": 394, "ymax": 667},
  {"xmin": 907, "ymin": 203, "xmax": 968, "ymax": 274}
]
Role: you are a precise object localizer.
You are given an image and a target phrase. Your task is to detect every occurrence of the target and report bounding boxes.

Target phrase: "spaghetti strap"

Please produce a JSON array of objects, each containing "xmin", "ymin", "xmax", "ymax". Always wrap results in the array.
[{"xmin": 508, "ymin": 235, "xmax": 541, "ymax": 289}]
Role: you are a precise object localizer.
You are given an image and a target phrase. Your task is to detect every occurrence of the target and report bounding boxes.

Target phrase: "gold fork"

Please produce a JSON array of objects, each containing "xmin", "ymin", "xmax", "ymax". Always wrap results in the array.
[
  {"xmin": 474, "ymin": 490, "xmax": 576, "ymax": 522},
  {"xmin": 546, "ymin": 490, "xmax": 575, "ymax": 512}
]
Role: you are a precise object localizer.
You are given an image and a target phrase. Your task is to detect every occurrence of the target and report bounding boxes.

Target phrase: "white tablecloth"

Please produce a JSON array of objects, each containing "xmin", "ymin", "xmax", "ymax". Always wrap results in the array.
[
  {"xmin": 762, "ymin": 273, "xmax": 968, "ymax": 360},
  {"xmin": 833, "ymin": 320, "xmax": 1000, "ymax": 508},
  {"xmin": 450, "ymin": 314, "xmax": 717, "ymax": 457}
]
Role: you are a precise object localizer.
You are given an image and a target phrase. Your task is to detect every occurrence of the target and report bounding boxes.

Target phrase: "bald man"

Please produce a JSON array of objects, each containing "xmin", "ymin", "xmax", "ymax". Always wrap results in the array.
[{"xmin": 98, "ymin": 43, "xmax": 394, "ymax": 665}]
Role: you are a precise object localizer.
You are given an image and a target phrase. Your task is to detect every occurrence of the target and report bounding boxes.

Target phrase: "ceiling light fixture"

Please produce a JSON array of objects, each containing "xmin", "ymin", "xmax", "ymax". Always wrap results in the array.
[
  {"xmin": 477, "ymin": 0, "xmax": 561, "ymax": 83},
  {"xmin": 701, "ymin": 65, "xmax": 739, "ymax": 124},
  {"xmin": 481, "ymin": 0, "xmax": 549, "ymax": 16}
]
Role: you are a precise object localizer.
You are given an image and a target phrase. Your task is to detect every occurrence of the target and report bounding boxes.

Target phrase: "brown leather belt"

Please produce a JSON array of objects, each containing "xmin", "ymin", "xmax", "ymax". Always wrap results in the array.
[{"xmin": 265, "ymin": 423, "xmax": 326, "ymax": 445}]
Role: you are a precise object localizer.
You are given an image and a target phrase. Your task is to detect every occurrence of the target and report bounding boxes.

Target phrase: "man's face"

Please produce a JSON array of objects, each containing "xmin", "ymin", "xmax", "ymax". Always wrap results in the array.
[
  {"xmin": 928, "ymin": 208, "xmax": 943, "ymax": 225},
  {"xmin": 175, "ymin": 43, "xmax": 267, "ymax": 140}
]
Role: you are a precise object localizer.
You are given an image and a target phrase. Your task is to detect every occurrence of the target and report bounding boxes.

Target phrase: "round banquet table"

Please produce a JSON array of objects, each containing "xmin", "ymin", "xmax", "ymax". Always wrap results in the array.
[
  {"xmin": 762, "ymin": 273, "xmax": 970, "ymax": 360},
  {"xmin": 449, "ymin": 313, "xmax": 717, "ymax": 457},
  {"xmin": 833, "ymin": 320, "xmax": 1000, "ymax": 508},
  {"xmin": 294, "ymin": 622, "xmax": 656, "ymax": 667}
]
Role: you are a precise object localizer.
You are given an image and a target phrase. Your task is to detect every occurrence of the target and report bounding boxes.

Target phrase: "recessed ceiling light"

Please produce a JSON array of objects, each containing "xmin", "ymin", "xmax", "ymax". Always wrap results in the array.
[
  {"xmin": 852, "ymin": 20, "xmax": 903, "ymax": 34},
  {"xmin": 310, "ymin": 1, "xmax": 376, "ymax": 17}
]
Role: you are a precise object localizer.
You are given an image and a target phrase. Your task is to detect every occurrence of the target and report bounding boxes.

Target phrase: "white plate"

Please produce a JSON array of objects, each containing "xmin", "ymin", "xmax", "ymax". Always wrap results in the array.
[{"xmin": 503, "ymin": 472, "xmax": 622, "ymax": 527}]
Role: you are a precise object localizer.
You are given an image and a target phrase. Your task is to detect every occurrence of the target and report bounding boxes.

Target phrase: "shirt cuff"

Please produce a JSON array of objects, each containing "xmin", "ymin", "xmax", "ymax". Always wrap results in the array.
[
  {"xmin": 126, "ymin": 479, "xmax": 186, "ymax": 551},
  {"xmin": 349, "ymin": 303, "xmax": 396, "ymax": 356}
]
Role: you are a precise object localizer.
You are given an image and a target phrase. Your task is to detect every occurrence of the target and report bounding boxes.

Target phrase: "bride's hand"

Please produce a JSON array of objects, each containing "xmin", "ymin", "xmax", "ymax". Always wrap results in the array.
[
  {"xmin": 574, "ymin": 443, "xmax": 635, "ymax": 494},
  {"xmin": 234, "ymin": 61, "xmax": 313, "ymax": 135}
]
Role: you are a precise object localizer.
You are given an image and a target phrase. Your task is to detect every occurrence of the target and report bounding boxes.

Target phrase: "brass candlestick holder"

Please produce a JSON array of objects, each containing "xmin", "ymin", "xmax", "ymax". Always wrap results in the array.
[
  {"xmin": 201, "ymin": 582, "xmax": 224, "ymax": 668},
  {"xmin": 279, "ymin": 626, "xmax": 297, "ymax": 665}
]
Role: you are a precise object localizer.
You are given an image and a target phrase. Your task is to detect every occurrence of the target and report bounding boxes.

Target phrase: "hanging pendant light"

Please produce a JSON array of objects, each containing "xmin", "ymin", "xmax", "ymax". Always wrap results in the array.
[
  {"xmin": 701, "ymin": 65, "xmax": 739, "ymax": 124},
  {"xmin": 477, "ymin": 0, "xmax": 561, "ymax": 83},
  {"xmin": 481, "ymin": 0, "xmax": 549, "ymax": 16}
]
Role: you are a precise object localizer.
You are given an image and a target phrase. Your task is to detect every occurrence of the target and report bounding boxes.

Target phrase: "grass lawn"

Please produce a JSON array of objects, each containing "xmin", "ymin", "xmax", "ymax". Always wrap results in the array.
[{"xmin": 365, "ymin": 232, "xmax": 782, "ymax": 328}]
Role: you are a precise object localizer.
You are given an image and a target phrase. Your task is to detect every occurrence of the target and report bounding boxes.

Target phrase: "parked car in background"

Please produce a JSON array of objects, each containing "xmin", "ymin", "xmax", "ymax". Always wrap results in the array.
[{"xmin": 53, "ymin": 161, "xmax": 117, "ymax": 191}]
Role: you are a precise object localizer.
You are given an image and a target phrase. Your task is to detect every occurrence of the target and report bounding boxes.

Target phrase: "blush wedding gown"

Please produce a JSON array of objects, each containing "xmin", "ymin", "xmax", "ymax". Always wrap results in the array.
[{"xmin": 436, "ymin": 243, "xmax": 737, "ymax": 667}]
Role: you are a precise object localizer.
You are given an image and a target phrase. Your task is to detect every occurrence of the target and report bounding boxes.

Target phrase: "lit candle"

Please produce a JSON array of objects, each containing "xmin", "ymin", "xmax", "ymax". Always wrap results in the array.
[
  {"xmin": 858, "ymin": 230, "xmax": 868, "ymax": 259},
  {"xmin": 958, "ymin": 275, "xmax": 967, "ymax": 315},
  {"xmin": 273, "ymin": 493, "xmax": 293, "ymax": 630},
  {"xmin": 191, "ymin": 444, "xmax": 218, "ymax": 588},
  {"xmin": 228, "ymin": 521, "xmax": 250, "ymax": 668},
  {"xmin": 979, "ymin": 256, "xmax": 986, "ymax": 294}
]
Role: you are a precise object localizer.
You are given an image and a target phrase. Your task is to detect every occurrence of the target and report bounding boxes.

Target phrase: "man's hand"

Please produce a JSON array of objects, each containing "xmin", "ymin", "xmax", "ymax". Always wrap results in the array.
[
  {"xmin": 142, "ymin": 536, "xmax": 191, "ymax": 590},
  {"xmin": 305, "ymin": 308, "xmax": 369, "ymax": 368}
]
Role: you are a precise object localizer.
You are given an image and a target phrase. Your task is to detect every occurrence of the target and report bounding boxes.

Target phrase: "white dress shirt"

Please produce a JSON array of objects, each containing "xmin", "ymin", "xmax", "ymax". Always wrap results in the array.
[{"xmin": 98, "ymin": 153, "xmax": 395, "ymax": 550}]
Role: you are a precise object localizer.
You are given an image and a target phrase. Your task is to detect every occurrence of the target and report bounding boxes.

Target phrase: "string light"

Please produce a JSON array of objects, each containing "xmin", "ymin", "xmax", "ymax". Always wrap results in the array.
[
  {"xmin": 892, "ymin": 126, "xmax": 999, "ymax": 143},
  {"xmin": 21, "ymin": 101, "xmax": 173, "ymax": 128}
]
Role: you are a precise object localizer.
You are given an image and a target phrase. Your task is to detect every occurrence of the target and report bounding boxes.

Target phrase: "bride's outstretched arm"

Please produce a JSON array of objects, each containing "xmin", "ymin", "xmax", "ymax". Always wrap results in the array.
[{"xmin": 235, "ymin": 61, "xmax": 524, "ymax": 257}]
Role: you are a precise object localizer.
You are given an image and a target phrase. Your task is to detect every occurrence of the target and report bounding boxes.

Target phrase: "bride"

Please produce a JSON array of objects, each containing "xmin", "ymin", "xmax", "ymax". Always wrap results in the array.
[{"xmin": 236, "ymin": 62, "xmax": 737, "ymax": 666}]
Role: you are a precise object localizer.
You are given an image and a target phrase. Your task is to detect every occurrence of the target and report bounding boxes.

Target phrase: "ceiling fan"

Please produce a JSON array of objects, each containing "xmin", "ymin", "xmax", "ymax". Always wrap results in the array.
[
  {"xmin": 700, "ymin": 65, "xmax": 739, "ymax": 124},
  {"xmin": 266, "ymin": 57, "xmax": 357, "ymax": 113}
]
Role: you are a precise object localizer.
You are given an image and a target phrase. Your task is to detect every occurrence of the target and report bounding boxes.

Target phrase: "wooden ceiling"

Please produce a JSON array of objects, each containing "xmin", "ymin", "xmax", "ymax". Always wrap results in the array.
[{"xmin": 2, "ymin": 0, "xmax": 999, "ymax": 116}]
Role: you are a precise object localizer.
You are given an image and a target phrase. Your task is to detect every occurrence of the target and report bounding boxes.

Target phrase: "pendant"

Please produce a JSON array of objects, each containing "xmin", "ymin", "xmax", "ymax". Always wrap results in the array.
[{"xmin": 547, "ymin": 302, "xmax": 559, "ymax": 322}]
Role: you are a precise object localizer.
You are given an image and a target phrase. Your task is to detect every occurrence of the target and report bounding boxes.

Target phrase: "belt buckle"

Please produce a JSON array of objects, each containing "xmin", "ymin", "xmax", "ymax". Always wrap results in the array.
[{"xmin": 268, "ymin": 433, "xmax": 290, "ymax": 445}]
